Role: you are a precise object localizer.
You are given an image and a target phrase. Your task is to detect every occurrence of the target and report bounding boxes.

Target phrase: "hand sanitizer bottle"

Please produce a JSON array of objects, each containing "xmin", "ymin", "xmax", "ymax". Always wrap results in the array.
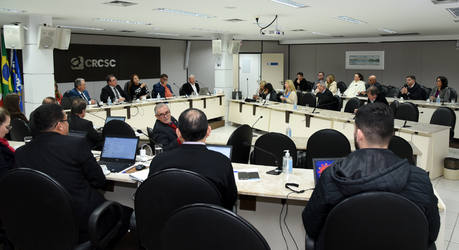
[
  {"xmin": 436, "ymin": 96, "xmax": 441, "ymax": 106},
  {"xmin": 286, "ymin": 125, "xmax": 292, "ymax": 137},
  {"xmin": 293, "ymin": 101, "xmax": 297, "ymax": 110},
  {"xmin": 283, "ymin": 150, "xmax": 293, "ymax": 174},
  {"xmin": 107, "ymin": 97, "xmax": 111, "ymax": 106},
  {"xmin": 157, "ymin": 93, "xmax": 161, "ymax": 101}
]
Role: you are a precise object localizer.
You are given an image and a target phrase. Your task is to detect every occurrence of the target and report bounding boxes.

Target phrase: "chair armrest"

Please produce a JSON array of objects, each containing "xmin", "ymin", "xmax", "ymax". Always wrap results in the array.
[
  {"xmin": 129, "ymin": 211, "xmax": 142, "ymax": 249},
  {"xmin": 88, "ymin": 200, "xmax": 123, "ymax": 249},
  {"xmin": 305, "ymin": 234, "xmax": 315, "ymax": 250}
]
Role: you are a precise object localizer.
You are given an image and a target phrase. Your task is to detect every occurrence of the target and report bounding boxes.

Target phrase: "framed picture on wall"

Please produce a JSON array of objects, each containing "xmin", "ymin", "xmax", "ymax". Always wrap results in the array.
[{"xmin": 345, "ymin": 51, "xmax": 384, "ymax": 70}]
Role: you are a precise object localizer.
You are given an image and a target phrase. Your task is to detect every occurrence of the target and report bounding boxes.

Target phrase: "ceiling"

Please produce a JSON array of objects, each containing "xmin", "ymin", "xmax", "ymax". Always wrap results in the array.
[{"xmin": 1, "ymin": 0, "xmax": 459, "ymax": 44}]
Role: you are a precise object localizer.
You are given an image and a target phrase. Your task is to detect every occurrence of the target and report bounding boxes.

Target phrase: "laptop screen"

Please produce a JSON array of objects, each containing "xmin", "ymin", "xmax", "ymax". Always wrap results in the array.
[
  {"xmin": 312, "ymin": 158, "xmax": 341, "ymax": 186},
  {"xmin": 100, "ymin": 136, "xmax": 139, "ymax": 161},
  {"xmin": 105, "ymin": 116, "xmax": 126, "ymax": 125},
  {"xmin": 206, "ymin": 144, "xmax": 233, "ymax": 159}
]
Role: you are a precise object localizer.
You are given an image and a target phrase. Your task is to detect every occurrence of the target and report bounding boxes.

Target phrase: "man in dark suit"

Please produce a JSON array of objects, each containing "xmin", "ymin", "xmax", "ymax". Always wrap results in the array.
[
  {"xmin": 316, "ymin": 81, "xmax": 334, "ymax": 110},
  {"xmin": 100, "ymin": 74, "xmax": 131, "ymax": 103},
  {"xmin": 68, "ymin": 78, "xmax": 96, "ymax": 104},
  {"xmin": 29, "ymin": 96, "xmax": 58, "ymax": 138},
  {"xmin": 15, "ymin": 103, "xmax": 132, "ymax": 245},
  {"xmin": 400, "ymin": 75, "xmax": 422, "ymax": 100},
  {"xmin": 181, "ymin": 74, "xmax": 200, "ymax": 96},
  {"xmin": 153, "ymin": 103, "xmax": 181, "ymax": 151},
  {"xmin": 148, "ymin": 108, "xmax": 238, "ymax": 210},
  {"xmin": 360, "ymin": 75, "xmax": 382, "ymax": 96},
  {"xmin": 367, "ymin": 86, "xmax": 388, "ymax": 105},
  {"xmin": 293, "ymin": 72, "xmax": 311, "ymax": 92},
  {"xmin": 68, "ymin": 98, "xmax": 103, "ymax": 149}
]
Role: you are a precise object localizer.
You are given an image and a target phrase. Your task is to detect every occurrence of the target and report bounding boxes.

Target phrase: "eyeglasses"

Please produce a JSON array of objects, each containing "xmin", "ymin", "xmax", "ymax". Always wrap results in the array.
[
  {"xmin": 156, "ymin": 111, "xmax": 170, "ymax": 118},
  {"xmin": 4, "ymin": 125, "xmax": 12, "ymax": 131},
  {"xmin": 54, "ymin": 119, "xmax": 68, "ymax": 128}
]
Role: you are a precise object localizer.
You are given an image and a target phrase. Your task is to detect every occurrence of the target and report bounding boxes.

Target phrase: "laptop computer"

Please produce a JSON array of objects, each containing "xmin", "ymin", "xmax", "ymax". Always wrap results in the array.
[
  {"xmin": 104, "ymin": 116, "xmax": 126, "ymax": 125},
  {"xmin": 68, "ymin": 130, "xmax": 87, "ymax": 139},
  {"xmin": 199, "ymin": 87, "xmax": 209, "ymax": 95},
  {"xmin": 312, "ymin": 158, "xmax": 342, "ymax": 186},
  {"xmin": 206, "ymin": 144, "xmax": 233, "ymax": 160},
  {"xmin": 98, "ymin": 135, "xmax": 139, "ymax": 172}
]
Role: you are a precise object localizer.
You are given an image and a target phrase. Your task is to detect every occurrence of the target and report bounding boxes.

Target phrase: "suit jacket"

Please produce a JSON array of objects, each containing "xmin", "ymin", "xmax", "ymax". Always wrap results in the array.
[
  {"xmin": 152, "ymin": 117, "xmax": 180, "ymax": 151},
  {"xmin": 181, "ymin": 82, "xmax": 200, "ymax": 96},
  {"xmin": 294, "ymin": 78, "xmax": 311, "ymax": 92},
  {"xmin": 429, "ymin": 86, "xmax": 451, "ymax": 102},
  {"xmin": 153, "ymin": 82, "xmax": 174, "ymax": 98},
  {"xmin": 68, "ymin": 88, "xmax": 92, "ymax": 102},
  {"xmin": 317, "ymin": 89, "xmax": 334, "ymax": 110},
  {"xmin": 15, "ymin": 132, "xmax": 107, "ymax": 242},
  {"xmin": 68, "ymin": 114, "xmax": 103, "ymax": 149},
  {"xmin": 148, "ymin": 143, "xmax": 238, "ymax": 210},
  {"xmin": 369, "ymin": 94, "xmax": 389, "ymax": 105},
  {"xmin": 365, "ymin": 82, "xmax": 383, "ymax": 94},
  {"xmin": 28, "ymin": 111, "xmax": 38, "ymax": 138},
  {"xmin": 400, "ymin": 82, "xmax": 422, "ymax": 100},
  {"xmin": 100, "ymin": 84, "xmax": 131, "ymax": 103}
]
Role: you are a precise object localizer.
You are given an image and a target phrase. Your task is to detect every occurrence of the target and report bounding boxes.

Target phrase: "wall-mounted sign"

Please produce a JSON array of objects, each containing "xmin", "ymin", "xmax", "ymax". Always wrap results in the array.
[{"xmin": 267, "ymin": 62, "xmax": 278, "ymax": 66}]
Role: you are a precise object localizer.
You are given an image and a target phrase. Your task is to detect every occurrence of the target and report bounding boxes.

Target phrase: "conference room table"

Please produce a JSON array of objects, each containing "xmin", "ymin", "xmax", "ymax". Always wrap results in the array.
[{"xmin": 228, "ymin": 99, "xmax": 450, "ymax": 179}]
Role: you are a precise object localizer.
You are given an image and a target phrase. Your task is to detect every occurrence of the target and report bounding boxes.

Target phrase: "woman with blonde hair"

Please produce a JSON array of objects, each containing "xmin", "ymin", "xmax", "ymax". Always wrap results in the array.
[
  {"xmin": 326, "ymin": 74, "xmax": 338, "ymax": 95},
  {"xmin": 280, "ymin": 80, "xmax": 297, "ymax": 104},
  {"xmin": 254, "ymin": 80, "xmax": 267, "ymax": 99}
]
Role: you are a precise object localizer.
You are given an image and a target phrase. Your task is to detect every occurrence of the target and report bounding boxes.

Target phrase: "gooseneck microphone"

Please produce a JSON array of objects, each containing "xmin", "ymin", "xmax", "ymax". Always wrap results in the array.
[
  {"xmin": 137, "ymin": 129, "xmax": 156, "ymax": 144},
  {"xmin": 243, "ymin": 142, "xmax": 282, "ymax": 175},
  {"xmin": 173, "ymin": 83, "xmax": 180, "ymax": 93},
  {"xmin": 311, "ymin": 101, "xmax": 338, "ymax": 114},
  {"xmin": 251, "ymin": 116, "xmax": 263, "ymax": 129}
]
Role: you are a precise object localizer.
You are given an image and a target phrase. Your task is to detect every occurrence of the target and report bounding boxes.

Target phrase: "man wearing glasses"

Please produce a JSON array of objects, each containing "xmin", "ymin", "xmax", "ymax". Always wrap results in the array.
[
  {"xmin": 152, "ymin": 103, "xmax": 180, "ymax": 151},
  {"xmin": 153, "ymin": 74, "xmax": 174, "ymax": 98}
]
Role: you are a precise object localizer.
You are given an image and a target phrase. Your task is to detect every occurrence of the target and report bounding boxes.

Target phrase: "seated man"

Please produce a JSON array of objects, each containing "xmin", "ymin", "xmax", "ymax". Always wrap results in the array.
[
  {"xmin": 153, "ymin": 103, "xmax": 181, "ymax": 151},
  {"xmin": 148, "ymin": 108, "xmax": 238, "ymax": 210},
  {"xmin": 367, "ymin": 86, "xmax": 388, "ymax": 105},
  {"xmin": 68, "ymin": 98, "xmax": 103, "ymax": 149},
  {"xmin": 302, "ymin": 103, "xmax": 440, "ymax": 250},
  {"xmin": 29, "ymin": 97, "xmax": 58, "ymax": 138},
  {"xmin": 316, "ymin": 81, "xmax": 334, "ymax": 110},
  {"xmin": 400, "ymin": 75, "xmax": 422, "ymax": 100},
  {"xmin": 100, "ymin": 74, "xmax": 131, "ymax": 103},
  {"xmin": 15, "ymin": 103, "xmax": 132, "ymax": 245},
  {"xmin": 181, "ymin": 75, "xmax": 200, "ymax": 96},
  {"xmin": 153, "ymin": 74, "xmax": 174, "ymax": 98},
  {"xmin": 294, "ymin": 72, "xmax": 311, "ymax": 92},
  {"xmin": 360, "ymin": 75, "xmax": 382, "ymax": 95},
  {"xmin": 68, "ymin": 78, "xmax": 96, "ymax": 104}
]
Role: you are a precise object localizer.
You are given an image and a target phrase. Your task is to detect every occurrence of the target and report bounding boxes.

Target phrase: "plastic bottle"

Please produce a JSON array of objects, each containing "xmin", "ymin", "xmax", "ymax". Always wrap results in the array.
[
  {"xmin": 157, "ymin": 93, "xmax": 161, "ymax": 101},
  {"xmin": 293, "ymin": 101, "xmax": 297, "ymax": 110},
  {"xmin": 436, "ymin": 96, "xmax": 441, "ymax": 105},
  {"xmin": 107, "ymin": 97, "xmax": 111, "ymax": 106},
  {"xmin": 286, "ymin": 125, "xmax": 292, "ymax": 138},
  {"xmin": 283, "ymin": 150, "xmax": 293, "ymax": 174},
  {"xmin": 337, "ymin": 88, "xmax": 341, "ymax": 96}
]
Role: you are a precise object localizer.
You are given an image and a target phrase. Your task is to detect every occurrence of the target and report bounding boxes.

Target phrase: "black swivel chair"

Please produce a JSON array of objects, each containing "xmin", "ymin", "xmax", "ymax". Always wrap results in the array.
[
  {"xmin": 344, "ymin": 97, "xmax": 361, "ymax": 113},
  {"xmin": 449, "ymin": 87, "xmax": 457, "ymax": 102},
  {"xmin": 430, "ymin": 107, "xmax": 456, "ymax": 141},
  {"xmin": 63, "ymin": 90, "xmax": 71, "ymax": 98},
  {"xmin": 61, "ymin": 96, "xmax": 80, "ymax": 110},
  {"xmin": 306, "ymin": 192, "xmax": 434, "ymax": 250},
  {"xmin": 226, "ymin": 124, "xmax": 253, "ymax": 164},
  {"xmin": 131, "ymin": 169, "xmax": 222, "ymax": 250},
  {"xmin": 380, "ymin": 85, "xmax": 388, "ymax": 97},
  {"xmin": 388, "ymin": 136, "xmax": 415, "ymax": 165},
  {"xmin": 337, "ymin": 81, "xmax": 346, "ymax": 93},
  {"xmin": 390, "ymin": 100, "xmax": 399, "ymax": 116},
  {"xmin": 0, "ymin": 168, "xmax": 123, "ymax": 250},
  {"xmin": 395, "ymin": 102, "xmax": 419, "ymax": 122},
  {"xmin": 102, "ymin": 120, "xmax": 136, "ymax": 139},
  {"xmin": 9, "ymin": 118, "xmax": 32, "ymax": 141},
  {"xmin": 251, "ymin": 132, "xmax": 297, "ymax": 168},
  {"xmin": 386, "ymin": 87, "xmax": 401, "ymax": 98},
  {"xmin": 161, "ymin": 204, "xmax": 271, "ymax": 250},
  {"xmin": 124, "ymin": 81, "xmax": 130, "ymax": 97},
  {"xmin": 296, "ymin": 91, "xmax": 303, "ymax": 105},
  {"xmin": 305, "ymin": 129, "xmax": 351, "ymax": 169},
  {"xmin": 420, "ymin": 86, "xmax": 430, "ymax": 100},
  {"xmin": 303, "ymin": 92, "xmax": 316, "ymax": 107},
  {"xmin": 179, "ymin": 86, "xmax": 186, "ymax": 96},
  {"xmin": 332, "ymin": 95, "xmax": 342, "ymax": 111},
  {"xmin": 146, "ymin": 126, "xmax": 157, "ymax": 146}
]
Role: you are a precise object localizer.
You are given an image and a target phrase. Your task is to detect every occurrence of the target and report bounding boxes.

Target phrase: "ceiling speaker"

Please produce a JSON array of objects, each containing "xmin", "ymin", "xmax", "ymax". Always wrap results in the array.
[
  {"xmin": 3, "ymin": 25, "xmax": 25, "ymax": 49},
  {"xmin": 38, "ymin": 25, "xmax": 57, "ymax": 50},
  {"xmin": 228, "ymin": 40, "xmax": 241, "ymax": 54},
  {"xmin": 212, "ymin": 40, "xmax": 222, "ymax": 54},
  {"xmin": 55, "ymin": 28, "xmax": 71, "ymax": 50}
]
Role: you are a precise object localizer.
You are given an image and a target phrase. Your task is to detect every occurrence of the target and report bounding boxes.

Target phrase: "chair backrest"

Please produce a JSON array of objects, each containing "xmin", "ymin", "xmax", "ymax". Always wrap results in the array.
[
  {"xmin": 337, "ymin": 81, "xmax": 346, "ymax": 93},
  {"xmin": 161, "ymin": 203, "xmax": 271, "ymax": 250},
  {"xmin": 332, "ymin": 95, "xmax": 342, "ymax": 111},
  {"xmin": 135, "ymin": 169, "xmax": 222, "ymax": 250},
  {"xmin": 380, "ymin": 85, "xmax": 388, "ymax": 97},
  {"xmin": 388, "ymin": 135, "xmax": 415, "ymax": 165},
  {"xmin": 305, "ymin": 129, "xmax": 351, "ymax": 169},
  {"xmin": 344, "ymin": 97, "xmax": 361, "ymax": 113},
  {"xmin": 430, "ymin": 107, "xmax": 456, "ymax": 140},
  {"xmin": 0, "ymin": 168, "xmax": 80, "ymax": 250},
  {"xmin": 302, "ymin": 92, "xmax": 316, "ymax": 107},
  {"xmin": 251, "ymin": 132, "xmax": 297, "ymax": 168},
  {"xmin": 146, "ymin": 126, "xmax": 157, "ymax": 145},
  {"xmin": 450, "ymin": 87, "xmax": 457, "ymax": 102},
  {"xmin": 9, "ymin": 118, "xmax": 32, "ymax": 141},
  {"xmin": 296, "ymin": 91, "xmax": 304, "ymax": 105},
  {"xmin": 420, "ymin": 86, "xmax": 430, "ymax": 100},
  {"xmin": 179, "ymin": 86, "xmax": 185, "ymax": 96},
  {"xmin": 226, "ymin": 124, "xmax": 253, "ymax": 164},
  {"xmin": 386, "ymin": 87, "xmax": 401, "ymax": 98},
  {"xmin": 389, "ymin": 100, "xmax": 399, "ymax": 116},
  {"xmin": 124, "ymin": 81, "xmax": 130, "ymax": 97},
  {"xmin": 102, "ymin": 120, "xmax": 135, "ymax": 138},
  {"xmin": 394, "ymin": 102, "xmax": 419, "ymax": 122},
  {"xmin": 61, "ymin": 96, "xmax": 79, "ymax": 110},
  {"xmin": 322, "ymin": 192, "xmax": 429, "ymax": 250},
  {"xmin": 63, "ymin": 90, "xmax": 70, "ymax": 98}
]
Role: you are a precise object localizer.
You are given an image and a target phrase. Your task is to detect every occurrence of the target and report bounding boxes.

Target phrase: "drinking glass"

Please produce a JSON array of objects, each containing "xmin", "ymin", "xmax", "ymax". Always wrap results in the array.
[
  {"xmin": 24, "ymin": 136, "xmax": 32, "ymax": 144},
  {"xmin": 305, "ymin": 104, "xmax": 310, "ymax": 112},
  {"xmin": 452, "ymin": 98, "xmax": 456, "ymax": 106},
  {"xmin": 155, "ymin": 144, "xmax": 163, "ymax": 155}
]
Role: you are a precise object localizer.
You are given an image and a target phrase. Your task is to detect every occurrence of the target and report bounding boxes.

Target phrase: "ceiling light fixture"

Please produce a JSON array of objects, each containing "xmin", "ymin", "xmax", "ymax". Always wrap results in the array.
[
  {"xmin": 146, "ymin": 32, "xmax": 180, "ymax": 36},
  {"xmin": 58, "ymin": 25, "xmax": 105, "ymax": 30},
  {"xmin": 153, "ymin": 8, "xmax": 215, "ymax": 18},
  {"xmin": 377, "ymin": 28, "xmax": 397, "ymax": 34},
  {"xmin": 103, "ymin": 1, "xmax": 138, "ymax": 7},
  {"xmin": 269, "ymin": 0, "xmax": 309, "ymax": 8},
  {"xmin": 0, "ymin": 8, "xmax": 26, "ymax": 13},
  {"xmin": 94, "ymin": 18, "xmax": 151, "ymax": 25},
  {"xmin": 333, "ymin": 16, "xmax": 366, "ymax": 24},
  {"xmin": 446, "ymin": 7, "xmax": 459, "ymax": 18},
  {"xmin": 192, "ymin": 28, "xmax": 228, "ymax": 33},
  {"xmin": 309, "ymin": 31, "xmax": 331, "ymax": 36}
]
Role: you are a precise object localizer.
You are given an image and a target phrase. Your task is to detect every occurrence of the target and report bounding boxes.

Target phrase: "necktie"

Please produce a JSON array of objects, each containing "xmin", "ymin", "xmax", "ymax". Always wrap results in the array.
[
  {"xmin": 80, "ymin": 93, "xmax": 88, "ymax": 102},
  {"xmin": 114, "ymin": 87, "xmax": 120, "ymax": 100}
]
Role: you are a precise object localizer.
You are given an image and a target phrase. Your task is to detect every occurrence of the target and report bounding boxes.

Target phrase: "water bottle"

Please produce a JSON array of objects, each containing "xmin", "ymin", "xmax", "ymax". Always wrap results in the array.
[
  {"xmin": 157, "ymin": 93, "xmax": 161, "ymax": 101},
  {"xmin": 337, "ymin": 88, "xmax": 341, "ymax": 96},
  {"xmin": 293, "ymin": 101, "xmax": 297, "ymax": 110},
  {"xmin": 436, "ymin": 96, "xmax": 441, "ymax": 105},
  {"xmin": 107, "ymin": 97, "xmax": 111, "ymax": 106},
  {"xmin": 286, "ymin": 125, "xmax": 292, "ymax": 138}
]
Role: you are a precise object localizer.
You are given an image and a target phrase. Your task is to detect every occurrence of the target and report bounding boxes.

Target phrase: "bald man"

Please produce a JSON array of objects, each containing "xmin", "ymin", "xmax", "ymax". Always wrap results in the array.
[{"xmin": 359, "ymin": 75, "xmax": 382, "ymax": 95}]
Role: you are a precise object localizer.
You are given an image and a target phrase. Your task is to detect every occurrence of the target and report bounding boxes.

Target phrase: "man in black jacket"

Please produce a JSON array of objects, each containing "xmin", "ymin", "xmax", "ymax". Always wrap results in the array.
[
  {"xmin": 100, "ymin": 74, "xmax": 131, "ymax": 103},
  {"xmin": 302, "ymin": 103, "xmax": 440, "ymax": 250},
  {"xmin": 68, "ymin": 98, "xmax": 103, "ymax": 149},
  {"xmin": 316, "ymin": 81, "xmax": 334, "ymax": 110},
  {"xmin": 181, "ymin": 75, "xmax": 200, "ymax": 96},
  {"xmin": 400, "ymin": 75, "xmax": 422, "ymax": 100},
  {"xmin": 152, "ymin": 103, "xmax": 180, "ymax": 151},
  {"xmin": 367, "ymin": 86, "xmax": 388, "ymax": 105},
  {"xmin": 293, "ymin": 72, "xmax": 311, "ymax": 92}
]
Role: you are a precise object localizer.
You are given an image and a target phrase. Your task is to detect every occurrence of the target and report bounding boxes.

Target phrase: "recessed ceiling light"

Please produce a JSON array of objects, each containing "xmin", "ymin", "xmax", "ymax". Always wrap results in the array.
[
  {"xmin": 252, "ymin": 23, "xmax": 286, "ymax": 29},
  {"xmin": 58, "ymin": 25, "xmax": 105, "ymax": 30},
  {"xmin": 446, "ymin": 7, "xmax": 459, "ymax": 18},
  {"xmin": 224, "ymin": 6, "xmax": 236, "ymax": 9},
  {"xmin": 192, "ymin": 28, "xmax": 228, "ymax": 33},
  {"xmin": 153, "ymin": 8, "xmax": 215, "ymax": 18},
  {"xmin": 0, "ymin": 8, "xmax": 26, "ymax": 13},
  {"xmin": 224, "ymin": 19, "xmax": 246, "ymax": 22},
  {"xmin": 333, "ymin": 16, "xmax": 366, "ymax": 24},
  {"xmin": 269, "ymin": 0, "xmax": 309, "ymax": 8},
  {"xmin": 377, "ymin": 28, "xmax": 397, "ymax": 34},
  {"xmin": 309, "ymin": 31, "xmax": 331, "ymax": 36},
  {"xmin": 94, "ymin": 18, "xmax": 151, "ymax": 25},
  {"xmin": 146, "ymin": 32, "xmax": 180, "ymax": 36}
]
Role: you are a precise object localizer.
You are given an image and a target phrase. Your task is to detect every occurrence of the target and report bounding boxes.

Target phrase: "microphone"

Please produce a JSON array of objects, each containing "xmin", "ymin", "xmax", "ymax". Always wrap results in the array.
[
  {"xmin": 86, "ymin": 112, "xmax": 106, "ymax": 121},
  {"xmin": 242, "ymin": 142, "xmax": 282, "ymax": 175},
  {"xmin": 311, "ymin": 101, "xmax": 338, "ymax": 114},
  {"xmin": 137, "ymin": 129, "xmax": 156, "ymax": 144},
  {"xmin": 196, "ymin": 80, "xmax": 212, "ymax": 95},
  {"xmin": 173, "ymin": 82, "xmax": 180, "ymax": 92},
  {"xmin": 251, "ymin": 116, "xmax": 263, "ymax": 129}
]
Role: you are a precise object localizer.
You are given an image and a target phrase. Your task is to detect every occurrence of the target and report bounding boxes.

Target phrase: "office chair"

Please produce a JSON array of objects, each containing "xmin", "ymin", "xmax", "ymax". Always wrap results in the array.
[
  {"xmin": 146, "ymin": 126, "xmax": 157, "ymax": 146},
  {"xmin": 380, "ymin": 85, "xmax": 388, "ymax": 97},
  {"xmin": 179, "ymin": 86, "xmax": 185, "ymax": 96},
  {"xmin": 332, "ymin": 95, "xmax": 342, "ymax": 111},
  {"xmin": 131, "ymin": 169, "xmax": 222, "ymax": 250},
  {"xmin": 388, "ymin": 135, "xmax": 415, "ymax": 165},
  {"xmin": 251, "ymin": 132, "xmax": 297, "ymax": 168},
  {"xmin": 161, "ymin": 203, "xmax": 271, "ymax": 250},
  {"xmin": 305, "ymin": 129, "xmax": 351, "ymax": 169},
  {"xmin": 449, "ymin": 87, "xmax": 457, "ymax": 102},
  {"xmin": 386, "ymin": 87, "xmax": 401, "ymax": 98},
  {"xmin": 430, "ymin": 107, "xmax": 456, "ymax": 141},
  {"xmin": 420, "ymin": 86, "xmax": 430, "ymax": 100},
  {"xmin": 226, "ymin": 124, "xmax": 253, "ymax": 164},
  {"xmin": 395, "ymin": 102, "xmax": 419, "ymax": 122},
  {"xmin": 9, "ymin": 118, "xmax": 32, "ymax": 141},
  {"xmin": 344, "ymin": 97, "xmax": 361, "ymax": 113},
  {"xmin": 337, "ymin": 81, "xmax": 346, "ymax": 93},
  {"xmin": 124, "ymin": 81, "xmax": 130, "ymax": 97},
  {"xmin": 102, "ymin": 120, "xmax": 135, "ymax": 139},
  {"xmin": 296, "ymin": 91, "xmax": 303, "ymax": 105},
  {"xmin": 0, "ymin": 168, "xmax": 123, "ymax": 250},
  {"xmin": 302, "ymin": 92, "xmax": 316, "ymax": 107},
  {"xmin": 390, "ymin": 100, "xmax": 399, "ymax": 116},
  {"xmin": 306, "ymin": 192, "xmax": 433, "ymax": 250}
]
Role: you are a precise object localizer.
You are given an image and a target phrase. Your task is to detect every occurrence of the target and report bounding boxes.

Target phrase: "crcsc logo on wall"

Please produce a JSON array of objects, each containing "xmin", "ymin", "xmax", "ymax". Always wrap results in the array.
[{"xmin": 71, "ymin": 56, "xmax": 116, "ymax": 70}]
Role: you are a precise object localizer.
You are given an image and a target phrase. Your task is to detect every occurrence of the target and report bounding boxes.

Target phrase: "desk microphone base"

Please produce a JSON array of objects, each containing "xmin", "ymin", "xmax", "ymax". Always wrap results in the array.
[{"xmin": 266, "ymin": 169, "xmax": 282, "ymax": 175}]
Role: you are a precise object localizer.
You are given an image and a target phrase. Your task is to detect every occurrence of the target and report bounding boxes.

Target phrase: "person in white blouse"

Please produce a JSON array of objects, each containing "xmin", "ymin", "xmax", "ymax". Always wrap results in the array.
[{"xmin": 344, "ymin": 73, "xmax": 366, "ymax": 96}]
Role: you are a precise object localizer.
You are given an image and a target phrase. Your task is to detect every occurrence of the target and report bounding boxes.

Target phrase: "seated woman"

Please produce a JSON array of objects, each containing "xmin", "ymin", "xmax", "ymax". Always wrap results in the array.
[
  {"xmin": 128, "ymin": 74, "xmax": 150, "ymax": 100},
  {"xmin": 262, "ymin": 83, "xmax": 278, "ymax": 102},
  {"xmin": 343, "ymin": 73, "xmax": 366, "ymax": 96},
  {"xmin": 55, "ymin": 81, "xmax": 63, "ymax": 104},
  {"xmin": 4, "ymin": 93, "xmax": 27, "ymax": 123},
  {"xmin": 429, "ymin": 76, "xmax": 450, "ymax": 102},
  {"xmin": 326, "ymin": 74, "xmax": 338, "ymax": 95},
  {"xmin": 253, "ymin": 80, "xmax": 266, "ymax": 100},
  {"xmin": 280, "ymin": 80, "xmax": 297, "ymax": 104}
]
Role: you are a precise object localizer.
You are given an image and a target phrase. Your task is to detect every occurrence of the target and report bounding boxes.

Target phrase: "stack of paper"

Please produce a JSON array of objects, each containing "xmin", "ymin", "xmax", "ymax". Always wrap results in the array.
[{"xmin": 129, "ymin": 169, "xmax": 150, "ymax": 182}]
